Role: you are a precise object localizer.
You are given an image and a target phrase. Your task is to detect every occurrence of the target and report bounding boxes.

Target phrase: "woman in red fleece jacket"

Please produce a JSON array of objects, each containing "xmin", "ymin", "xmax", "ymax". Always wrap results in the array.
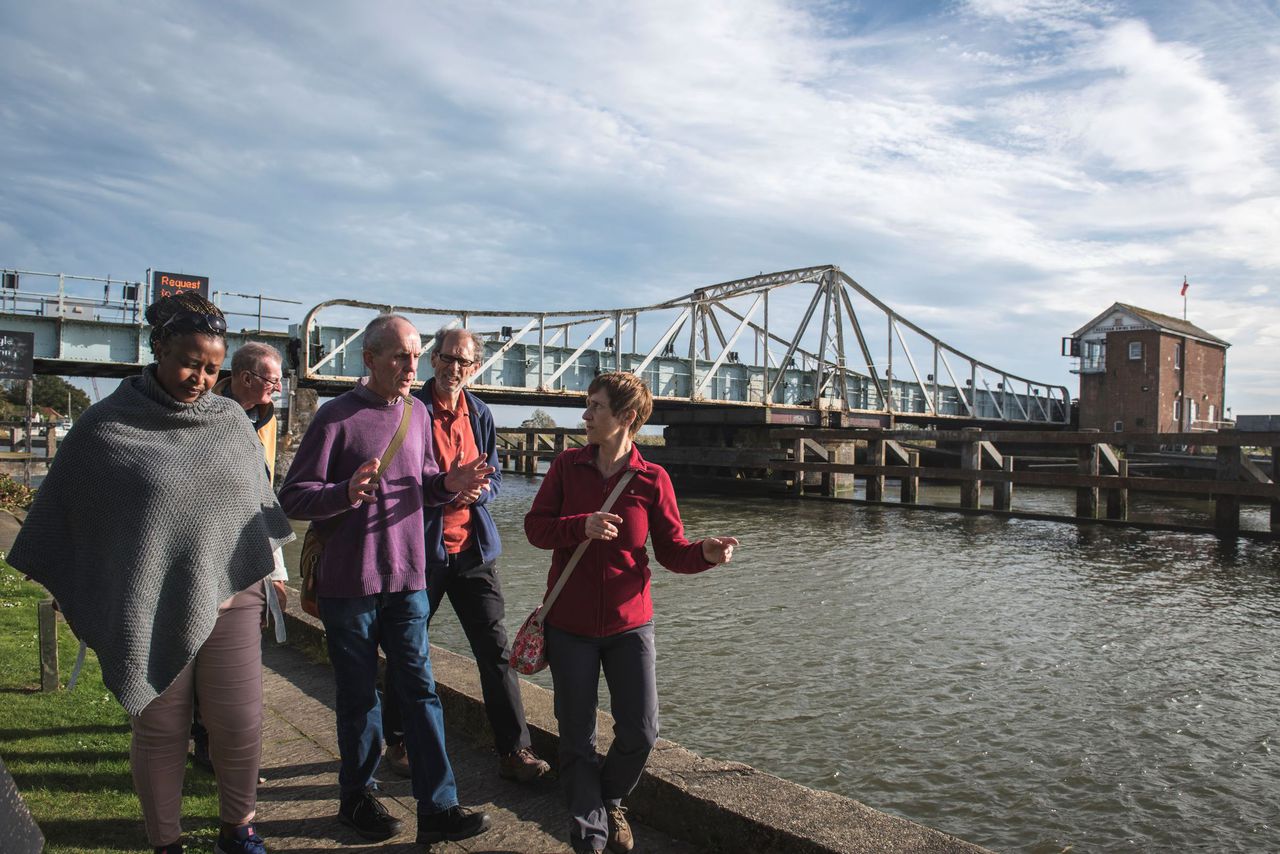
[{"xmin": 524, "ymin": 372, "xmax": 738, "ymax": 854}]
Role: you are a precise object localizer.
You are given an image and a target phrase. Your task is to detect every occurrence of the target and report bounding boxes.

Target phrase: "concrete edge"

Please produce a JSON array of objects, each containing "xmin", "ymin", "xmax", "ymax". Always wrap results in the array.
[{"xmin": 281, "ymin": 606, "xmax": 991, "ymax": 854}]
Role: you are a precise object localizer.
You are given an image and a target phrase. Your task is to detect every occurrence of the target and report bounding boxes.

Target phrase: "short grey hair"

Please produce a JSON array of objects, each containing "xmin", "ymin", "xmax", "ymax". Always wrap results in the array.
[
  {"xmin": 231, "ymin": 342, "xmax": 282, "ymax": 376},
  {"xmin": 363, "ymin": 313, "xmax": 417, "ymax": 354},
  {"xmin": 431, "ymin": 326, "xmax": 483, "ymax": 361}
]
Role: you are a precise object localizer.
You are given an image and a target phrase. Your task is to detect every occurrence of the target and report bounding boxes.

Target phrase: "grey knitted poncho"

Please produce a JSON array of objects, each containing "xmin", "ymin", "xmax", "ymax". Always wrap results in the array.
[{"xmin": 7, "ymin": 367, "xmax": 295, "ymax": 715}]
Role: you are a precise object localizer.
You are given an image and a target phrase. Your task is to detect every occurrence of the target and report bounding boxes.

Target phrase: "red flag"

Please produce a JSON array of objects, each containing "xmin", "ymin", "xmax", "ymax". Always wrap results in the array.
[{"xmin": 1180, "ymin": 276, "xmax": 1189, "ymax": 296}]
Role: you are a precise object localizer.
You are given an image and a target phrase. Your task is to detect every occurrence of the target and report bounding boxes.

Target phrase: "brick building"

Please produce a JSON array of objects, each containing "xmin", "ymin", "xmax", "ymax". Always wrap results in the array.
[{"xmin": 1066, "ymin": 303, "xmax": 1229, "ymax": 433}]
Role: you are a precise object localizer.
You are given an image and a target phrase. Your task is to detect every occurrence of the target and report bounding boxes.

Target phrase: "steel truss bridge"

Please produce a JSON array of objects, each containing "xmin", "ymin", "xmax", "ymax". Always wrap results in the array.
[{"xmin": 1, "ymin": 264, "xmax": 1070, "ymax": 426}]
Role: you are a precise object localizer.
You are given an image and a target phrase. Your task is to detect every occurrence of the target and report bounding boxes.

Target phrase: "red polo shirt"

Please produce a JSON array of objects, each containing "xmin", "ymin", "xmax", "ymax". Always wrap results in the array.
[
  {"xmin": 524, "ymin": 444, "xmax": 713, "ymax": 637},
  {"xmin": 431, "ymin": 387, "xmax": 480, "ymax": 554}
]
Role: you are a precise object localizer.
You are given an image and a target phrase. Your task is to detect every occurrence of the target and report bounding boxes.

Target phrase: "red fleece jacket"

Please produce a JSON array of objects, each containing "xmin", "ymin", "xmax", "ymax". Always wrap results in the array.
[{"xmin": 524, "ymin": 444, "xmax": 713, "ymax": 637}]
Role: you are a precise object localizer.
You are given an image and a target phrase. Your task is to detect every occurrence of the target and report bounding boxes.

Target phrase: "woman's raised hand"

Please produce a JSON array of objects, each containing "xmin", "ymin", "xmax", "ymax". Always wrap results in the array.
[
  {"xmin": 585, "ymin": 512, "xmax": 624, "ymax": 541},
  {"xmin": 701, "ymin": 536, "xmax": 739, "ymax": 565}
]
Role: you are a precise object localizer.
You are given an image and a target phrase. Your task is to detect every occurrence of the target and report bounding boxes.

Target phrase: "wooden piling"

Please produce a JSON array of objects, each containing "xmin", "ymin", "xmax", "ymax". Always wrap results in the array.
[
  {"xmin": 1215, "ymin": 445, "xmax": 1242, "ymax": 535},
  {"xmin": 1076, "ymin": 430, "xmax": 1100, "ymax": 519},
  {"xmin": 38, "ymin": 599, "xmax": 58, "ymax": 693},
  {"xmin": 1272, "ymin": 446, "xmax": 1279, "ymax": 535},
  {"xmin": 960, "ymin": 428, "xmax": 981, "ymax": 509},
  {"xmin": 44, "ymin": 425, "xmax": 57, "ymax": 459},
  {"xmin": 1106, "ymin": 460, "xmax": 1129, "ymax": 520},
  {"xmin": 792, "ymin": 439, "xmax": 805, "ymax": 496},
  {"xmin": 866, "ymin": 440, "xmax": 885, "ymax": 502},
  {"xmin": 993, "ymin": 456, "xmax": 1013, "ymax": 511},
  {"xmin": 902, "ymin": 451, "xmax": 919, "ymax": 504}
]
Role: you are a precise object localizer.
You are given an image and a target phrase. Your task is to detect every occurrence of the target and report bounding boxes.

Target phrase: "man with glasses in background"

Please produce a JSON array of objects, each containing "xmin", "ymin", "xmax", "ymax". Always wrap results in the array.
[
  {"xmin": 188, "ymin": 342, "xmax": 290, "ymax": 772},
  {"xmin": 380, "ymin": 326, "xmax": 550, "ymax": 784}
]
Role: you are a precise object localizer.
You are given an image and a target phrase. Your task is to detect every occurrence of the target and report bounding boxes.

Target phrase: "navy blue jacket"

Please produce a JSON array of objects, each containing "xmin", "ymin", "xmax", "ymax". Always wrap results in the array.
[{"xmin": 415, "ymin": 380, "xmax": 502, "ymax": 567}]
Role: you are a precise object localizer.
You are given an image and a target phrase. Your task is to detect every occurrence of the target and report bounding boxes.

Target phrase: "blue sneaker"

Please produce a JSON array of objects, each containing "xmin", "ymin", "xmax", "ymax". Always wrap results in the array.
[{"xmin": 213, "ymin": 824, "xmax": 267, "ymax": 854}]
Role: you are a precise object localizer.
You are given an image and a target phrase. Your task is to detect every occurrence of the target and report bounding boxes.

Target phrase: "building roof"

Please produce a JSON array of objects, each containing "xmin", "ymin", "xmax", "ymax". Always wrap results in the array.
[{"xmin": 1072, "ymin": 302, "xmax": 1230, "ymax": 348}]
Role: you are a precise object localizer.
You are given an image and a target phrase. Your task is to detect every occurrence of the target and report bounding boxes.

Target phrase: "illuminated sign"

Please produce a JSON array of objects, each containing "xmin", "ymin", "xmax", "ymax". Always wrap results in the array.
[
  {"xmin": 150, "ymin": 270, "xmax": 209, "ymax": 304},
  {"xmin": 0, "ymin": 330, "xmax": 34, "ymax": 380}
]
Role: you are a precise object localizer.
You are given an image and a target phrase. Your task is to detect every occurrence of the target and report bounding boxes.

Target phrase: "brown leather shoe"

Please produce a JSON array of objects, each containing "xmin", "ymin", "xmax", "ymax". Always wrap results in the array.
[
  {"xmin": 606, "ymin": 804, "xmax": 633, "ymax": 853},
  {"xmin": 498, "ymin": 747, "xmax": 551, "ymax": 782},
  {"xmin": 383, "ymin": 742, "xmax": 410, "ymax": 778}
]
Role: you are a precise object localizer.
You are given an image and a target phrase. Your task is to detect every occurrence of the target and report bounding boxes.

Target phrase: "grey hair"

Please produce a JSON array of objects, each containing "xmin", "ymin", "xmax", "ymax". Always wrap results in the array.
[
  {"xmin": 363, "ymin": 313, "xmax": 417, "ymax": 354},
  {"xmin": 231, "ymin": 342, "xmax": 282, "ymax": 376},
  {"xmin": 431, "ymin": 326, "xmax": 483, "ymax": 360}
]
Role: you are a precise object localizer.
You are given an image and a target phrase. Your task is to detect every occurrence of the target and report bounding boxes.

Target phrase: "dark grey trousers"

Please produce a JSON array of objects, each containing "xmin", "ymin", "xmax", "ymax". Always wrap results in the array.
[{"xmin": 547, "ymin": 621, "xmax": 658, "ymax": 853}]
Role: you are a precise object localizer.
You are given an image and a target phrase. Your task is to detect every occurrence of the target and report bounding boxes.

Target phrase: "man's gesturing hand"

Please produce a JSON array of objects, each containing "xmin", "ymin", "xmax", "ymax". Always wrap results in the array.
[
  {"xmin": 444, "ymin": 455, "xmax": 494, "ymax": 495},
  {"xmin": 348, "ymin": 458, "xmax": 381, "ymax": 505}
]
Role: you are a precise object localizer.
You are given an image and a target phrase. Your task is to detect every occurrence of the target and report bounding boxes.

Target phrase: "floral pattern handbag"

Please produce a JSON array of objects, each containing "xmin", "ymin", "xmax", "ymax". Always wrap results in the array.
[{"xmin": 510, "ymin": 470, "xmax": 636, "ymax": 675}]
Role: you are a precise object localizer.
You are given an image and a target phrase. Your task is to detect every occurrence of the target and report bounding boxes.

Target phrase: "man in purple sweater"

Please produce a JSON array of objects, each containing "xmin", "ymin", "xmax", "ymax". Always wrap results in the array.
[{"xmin": 279, "ymin": 314, "xmax": 494, "ymax": 846}]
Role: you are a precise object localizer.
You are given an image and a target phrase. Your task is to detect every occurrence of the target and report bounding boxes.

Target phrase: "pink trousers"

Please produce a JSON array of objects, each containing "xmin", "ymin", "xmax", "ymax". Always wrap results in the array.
[{"xmin": 130, "ymin": 583, "xmax": 265, "ymax": 845}]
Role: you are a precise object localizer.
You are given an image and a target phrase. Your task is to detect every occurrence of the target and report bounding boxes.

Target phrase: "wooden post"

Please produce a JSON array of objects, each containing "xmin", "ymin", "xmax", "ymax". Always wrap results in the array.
[
  {"xmin": 23, "ymin": 379, "xmax": 33, "ymax": 486},
  {"xmin": 1215, "ymin": 445, "xmax": 1241, "ymax": 535},
  {"xmin": 1106, "ymin": 460, "xmax": 1129, "ymax": 520},
  {"xmin": 791, "ymin": 438, "xmax": 805, "ymax": 496},
  {"xmin": 1076, "ymin": 430, "xmax": 1100, "ymax": 519},
  {"xmin": 901, "ymin": 450, "xmax": 919, "ymax": 504},
  {"xmin": 524, "ymin": 431, "xmax": 536, "ymax": 475},
  {"xmin": 1271, "ymin": 445, "xmax": 1279, "ymax": 535},
  {"xmin": 993, "ymin": 456, "xmax": 1013, "ymax": 511},
  {"xmin": 866, "ymin": 440, "xmax": 885, "ymax": 502},
  {"xmin": 960, "ymin": 428, "xmax": 981, "ymax": 509},
  {"xmin": 38, "ymin": 599, "xmax": 58, "ymax": 693},
  {"xmin": 554, "ymin": 432, "xmax": 566, "ymax": 455},
  {"xmin": 44, "ymin": 425, "xmax": 57, "ymax": 460}
]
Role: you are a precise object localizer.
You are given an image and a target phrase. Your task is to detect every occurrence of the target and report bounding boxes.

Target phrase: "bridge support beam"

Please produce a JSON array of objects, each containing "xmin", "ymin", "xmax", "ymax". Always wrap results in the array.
[
  {"xmin": 866, "ymin": 440, "xmax": 885, "ymax": 501},
  {"xmin": 901, "ymin": 451, "xmax": 920, "ymax": 504}
]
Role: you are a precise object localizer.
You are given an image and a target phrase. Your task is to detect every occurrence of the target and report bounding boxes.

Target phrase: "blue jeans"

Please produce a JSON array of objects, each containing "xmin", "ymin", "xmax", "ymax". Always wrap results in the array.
[{"xmin": 320, "ymin": 589, "xmax": 458, "ymax": 814}]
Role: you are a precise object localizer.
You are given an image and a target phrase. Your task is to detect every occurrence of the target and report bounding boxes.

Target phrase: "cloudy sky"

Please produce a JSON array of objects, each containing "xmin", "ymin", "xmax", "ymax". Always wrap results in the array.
[{"xmin": 2, "ymin": 0, "xmax": 1277, "ymax": 414}]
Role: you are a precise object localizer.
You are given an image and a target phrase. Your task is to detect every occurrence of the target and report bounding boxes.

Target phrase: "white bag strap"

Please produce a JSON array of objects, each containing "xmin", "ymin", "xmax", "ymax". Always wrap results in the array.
[
  {"xmin": 266, "ymin": 579, "xmax": 287, "ymax": 644},
  {"xmin": 536, "ymin": 469, "xmax": 636, "ymax": 627}
]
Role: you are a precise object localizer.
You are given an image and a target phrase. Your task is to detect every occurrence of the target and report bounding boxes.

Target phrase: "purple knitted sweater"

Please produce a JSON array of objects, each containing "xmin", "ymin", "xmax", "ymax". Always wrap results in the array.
[{"xmin": 278, "ymin": 382, "xmax": 454, "ymax": 597}]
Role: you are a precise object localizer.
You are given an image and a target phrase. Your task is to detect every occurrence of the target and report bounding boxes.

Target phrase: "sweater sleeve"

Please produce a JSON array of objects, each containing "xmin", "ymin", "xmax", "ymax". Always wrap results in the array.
[
  {"xmin": 648, "ymin": 465, "xmax": 714, "ymax": 574},
  {"xmin": 278, "ymin": 413, "xmax": 356, "ymax": 520},
  {"xmin": 524, "ymin": 454, "xmax": 591, "ymax": 549}
]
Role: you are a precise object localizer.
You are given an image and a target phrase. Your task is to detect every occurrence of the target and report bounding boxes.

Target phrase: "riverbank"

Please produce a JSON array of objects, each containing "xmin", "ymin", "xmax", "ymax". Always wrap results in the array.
[{"xmin": 0, "ymin": 509, "xmax": 989, "ymax": 853}]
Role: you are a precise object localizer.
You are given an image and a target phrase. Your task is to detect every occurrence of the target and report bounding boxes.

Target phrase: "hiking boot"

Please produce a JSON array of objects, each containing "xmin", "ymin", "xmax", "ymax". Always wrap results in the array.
[
  {"xmin": 498, "ymin": 746, "xmax": 551, "ymax": 782},
  {"xmin": 416, "ymin": 805, "xmax": 492, "ymax": 844},
  {"xmin": 383, "ymin": 741, "xmax": 410, "ymax": 778},
  {"xmin": 606, "ymin": 804, "xmax": 634, "ymax": 853},
  {"xmin": 213, "ymin": 824, "xmax": 267, "ymax": 854},
  {"xmin": 339, "ymin": 790, "xmax": 404, "ymax": 841}
]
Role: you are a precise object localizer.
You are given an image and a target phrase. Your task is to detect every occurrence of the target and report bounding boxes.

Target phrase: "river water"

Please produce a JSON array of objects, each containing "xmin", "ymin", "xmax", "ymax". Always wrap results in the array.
[{"xmin": 300, "ymin": 477, "xmax": 1280, "ymax": 853}]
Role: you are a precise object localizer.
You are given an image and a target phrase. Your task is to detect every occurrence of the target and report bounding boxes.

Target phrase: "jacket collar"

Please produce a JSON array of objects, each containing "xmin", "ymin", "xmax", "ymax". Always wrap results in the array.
[{"xmin": 575, "ymin": 442, "xmax": 648, "ymax": 473}]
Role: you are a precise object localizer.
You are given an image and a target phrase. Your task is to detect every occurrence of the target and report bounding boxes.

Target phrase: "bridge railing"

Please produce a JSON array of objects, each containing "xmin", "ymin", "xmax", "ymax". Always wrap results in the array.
[{"xmin": 296, "ymin": 265, "xmax": 1071, "ymax": 424}]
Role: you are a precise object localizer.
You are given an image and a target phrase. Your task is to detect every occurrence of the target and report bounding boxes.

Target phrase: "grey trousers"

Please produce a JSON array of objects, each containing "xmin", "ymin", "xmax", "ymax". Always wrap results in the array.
[{"xmin": 547, "ymin": 621, "xmax": 658, "ymax": 853}]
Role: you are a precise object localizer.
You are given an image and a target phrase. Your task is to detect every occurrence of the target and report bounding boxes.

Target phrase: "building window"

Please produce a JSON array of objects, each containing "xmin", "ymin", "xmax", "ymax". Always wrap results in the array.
[
  {"xmin": 1174, "ymin": 342, "xmax": 1183, "ymax": 369},
  {"xmin": 1208, "ymin": 404, "xmax": 1215, "ymax": 422},
  {"xmin": 1113, "ymin": 420, "xmax": 1124, "ymax": 432},
  {"xmin": 1173, "ymin": 399, "xmax": 1182, "ymax": 423},
  {"xmin": 1128, "ymin": 341, "xmax": 1142, "ymax": 360}
]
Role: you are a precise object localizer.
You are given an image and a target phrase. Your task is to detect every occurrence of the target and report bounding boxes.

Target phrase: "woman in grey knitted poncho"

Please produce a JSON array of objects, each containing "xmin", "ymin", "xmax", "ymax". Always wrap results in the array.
[{"xmin": 7, "ymin": 294, "xmax": 294, "ymax": 854}]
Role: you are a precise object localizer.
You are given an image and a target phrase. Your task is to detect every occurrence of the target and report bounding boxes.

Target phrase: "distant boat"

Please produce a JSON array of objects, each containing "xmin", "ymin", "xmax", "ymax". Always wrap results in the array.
[{"xmin": 54, "ymin": 418, "xmax": 72, "ymax": 440}]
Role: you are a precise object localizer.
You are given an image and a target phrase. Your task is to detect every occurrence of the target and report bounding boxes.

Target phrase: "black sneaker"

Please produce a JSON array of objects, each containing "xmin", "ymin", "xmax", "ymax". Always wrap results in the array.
[
  {"xmin": 416, "ymin": 805, "xmax": 492, "ymax": 844},
  {"xmin": 339, "ymin": 790, "xmax": 404, "ymax": 841}
]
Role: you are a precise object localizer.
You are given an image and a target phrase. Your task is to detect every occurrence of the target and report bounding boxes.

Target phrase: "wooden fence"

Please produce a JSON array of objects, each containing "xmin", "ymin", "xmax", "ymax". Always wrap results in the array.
[
  {"xmin": 495, "ymin": 427, "xmax": 586, "ymax": 474},
  {"xmin": 772, "ymin": 427, "xmax": 1280, "ymax": 537}
]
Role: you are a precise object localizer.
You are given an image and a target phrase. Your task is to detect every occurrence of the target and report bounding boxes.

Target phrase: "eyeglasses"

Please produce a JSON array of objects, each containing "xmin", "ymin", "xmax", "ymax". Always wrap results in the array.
[
  {"xmin": 247, "ymin": 369, "xmax": 283, "ymax": 389},
  {"xmin": 436, "ymin": 353, "xmax": 476, "ymax": 369},
  {"xmin": 162, "ymin": 310, "xmax": 227, "ymax": 335}
]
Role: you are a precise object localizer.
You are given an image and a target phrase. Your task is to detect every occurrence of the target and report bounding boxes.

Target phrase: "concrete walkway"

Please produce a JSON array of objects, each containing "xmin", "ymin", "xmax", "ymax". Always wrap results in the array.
[{"xmin": 256, "ymin": 638, "xmax": 698, "ymax": 854}]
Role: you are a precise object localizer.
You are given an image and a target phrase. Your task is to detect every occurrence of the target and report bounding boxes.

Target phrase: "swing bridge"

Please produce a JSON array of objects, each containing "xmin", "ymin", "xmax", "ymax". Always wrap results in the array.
[{"xmin": 0, "ymin": 264, "xmax": 1070, "ymax": 427}]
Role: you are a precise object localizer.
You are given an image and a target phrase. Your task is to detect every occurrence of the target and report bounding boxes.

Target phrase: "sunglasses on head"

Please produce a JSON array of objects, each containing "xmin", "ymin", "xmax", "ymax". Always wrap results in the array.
[{"xmin": 162, "ymin": 310, "xmax": 227, "ymax": 335}]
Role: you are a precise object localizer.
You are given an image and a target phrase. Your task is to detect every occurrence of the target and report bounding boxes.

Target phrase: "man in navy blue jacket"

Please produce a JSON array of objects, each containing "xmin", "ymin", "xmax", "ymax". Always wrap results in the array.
[{"xmin": 382, "ymin": 326, "xmax": 550, "ymax": 784}]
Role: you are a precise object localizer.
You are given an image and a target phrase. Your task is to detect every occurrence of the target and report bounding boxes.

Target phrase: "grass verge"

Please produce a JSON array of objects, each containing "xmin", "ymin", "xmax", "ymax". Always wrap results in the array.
[{"xmin": 0, "ymin": 561, "xmax": 221, "ymax": 853}]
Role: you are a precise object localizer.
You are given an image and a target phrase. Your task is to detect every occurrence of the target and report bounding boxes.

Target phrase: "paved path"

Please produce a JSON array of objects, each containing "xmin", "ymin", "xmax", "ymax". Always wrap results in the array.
[{"xmin": 256, "ymin": 639, "xmax": 698, "ymax": 854}]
